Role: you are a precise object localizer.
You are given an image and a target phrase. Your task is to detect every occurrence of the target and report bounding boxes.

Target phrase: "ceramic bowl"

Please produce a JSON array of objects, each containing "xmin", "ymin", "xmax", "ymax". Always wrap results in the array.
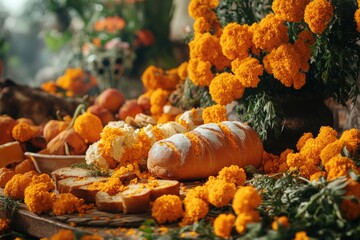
[{"xmin": 24, "ymin": 152, "xmax": 86, "ymax": 175}]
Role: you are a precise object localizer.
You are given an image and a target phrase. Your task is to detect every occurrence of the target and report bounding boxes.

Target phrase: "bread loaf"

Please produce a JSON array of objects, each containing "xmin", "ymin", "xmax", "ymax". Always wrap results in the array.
[{"xmin": 147, "ymin": 121, "xmax": 263, "ymax": 180}]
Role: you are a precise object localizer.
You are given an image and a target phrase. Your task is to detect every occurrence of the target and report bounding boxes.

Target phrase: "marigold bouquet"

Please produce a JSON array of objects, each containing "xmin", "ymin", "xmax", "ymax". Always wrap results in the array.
[{"xmin": 169, "ymin": 0, "xmax": 360, "ymax": 143}]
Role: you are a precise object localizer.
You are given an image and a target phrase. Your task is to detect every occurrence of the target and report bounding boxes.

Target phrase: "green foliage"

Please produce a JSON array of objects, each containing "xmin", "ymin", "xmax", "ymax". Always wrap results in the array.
[
  {"xmin": 0, "ymin": 195, "xmax": 20, "ymax": 217},
  {"xmin": 71, "ymin": 162, "xmax": 111, "ymax": 177}
]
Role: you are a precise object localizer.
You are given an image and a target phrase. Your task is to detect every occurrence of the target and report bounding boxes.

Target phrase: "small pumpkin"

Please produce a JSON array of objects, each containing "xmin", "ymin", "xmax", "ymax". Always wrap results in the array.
[
  {"xmin": 0, "ymin": 115, "xmax": 16, "ymax": 145},
  {"xmin": 73, "ymin": 112, "xmax": 103, "ymax": 143},
  {"xmin": 43, "ymin": 120, "xmax": 70, "ymax": 143},
  {"xmin": 46, "ymin": 128, "xmax": 87, "ymax": 155}
]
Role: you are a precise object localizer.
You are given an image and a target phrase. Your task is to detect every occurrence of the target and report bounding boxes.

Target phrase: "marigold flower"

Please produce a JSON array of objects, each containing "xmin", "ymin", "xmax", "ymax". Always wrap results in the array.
[
  {"xmin": 263, "ymin": 43, "xmax": 303, "ymax": 88},
  {"xmin": 188, "ymin": 0, "xmax": 218, "ymax": 19},
  {"xmin": 341, "ymin": 180, "xmax": 360, "ymax": 220},
  {"xmin": 181, "ymin": 197, "xmax": 209, "ymax": 226},
  {"xmin": 309, "ymin": 171, "xmax": 326, "ymax": 181},
  {"xmin": 304, "ymin": 0, "xmax": 334, "ymax": 34},
  {"xmin": 294, "ymin": 231, "xmax": 310, "ymax": 240},
  {"xmin": 202, "ymin": 105, "xmax": 227, "ymax": 124},
  {"xmin": 209, "ymin": 72, "xmax": 245, "ymax": 105},
  {"xmin": 193, "ymin": 17, "xmax": 211, "ymax": 34},
  {"xmin": 188, "ymin": 58, "xmax": 214, "ymax": 87},
  {"xmin": 232, "ymin": 186, "xmax": 261, "ymax": 215},
  {"xmin": 189, "ymin": 33, "xmax": 224, "ymax": 66},
  {"xmin": 217, "ymin": 165, "xmax": 246, "ymax": 186},
  {"xmin": 52, "ymin": 193, "xmax": 85, "ymax": 216},
  {"xmin": 272, "ymin": 0, "xmax": 310, "ymax": 22},
  {"xmin": 151, "ymin": 194, "xmax": 183, "ymax": 224},
  {"xmin": 48, "ymin": 229, "xmax": 75, "ymax": 240},
  {"xmin": 231, "ymin": 57, "xmax": 263, "ymax": 88},
  {"xmin": 271, "ymin": 216, "xmax": 289, "ymax": 230},
  {"xmin": 214, "ymin": 213, "xmax": 236, "ymax": 239},
  {"xmin": 324, "ymin": 155, "xmax": 359, "ymax": 180},
  {"xmin": 220, "ymin": 23, "xmax": 252, "ymax": 60},
  {"xmin": 74, "ymin": 112, "xmax": 103, "ymax": 143},
  {"xmin": 184, "ymin": 185, "xmax": 209, "ymax": 203},
  {"xmin": 339, "ymin": 128, "xmax": 360, "ymax": 154},
  {"xmin": 11, "ymin": 122, "xmax": 39, "ymax": 142},
  {"xmin": 56, "ymin": 68, "xmax": 96, "ymax": 95},
  {"xmin": 41, "ymin": 81, "xmax": 58, "ymax": 94},
  {"xmin": 252, "ymin": 14, "xmax": 289, "ymax": 52},
  {"xmin": 24, "ymin": 182, "xmax": 55, "ymax": 214},
  {"xmin": 141, "ymin": 65, "xmax": 180, "ymax": 91},
  {"xmin": 4, "ymin": 174, "xmax": 32, "ymax": 200},
  {"xmin": 262, "ymin": 151, "xmax": 280, "ymax": 174},
  {"xmin": 207, "ymin": 179, "xmax": 237, "ymax": 208},
  {"xmin": 94, "ymin": 17, "xmax": 125, "ymax": 33},
  {"xmin": 234, "ymin": 210, "xmax": 261, "ymax": 234},
  {"xmin": 320, "ymin": 140, "xmax": 347, "ymax": 165},
  {"xmin": 150, "ymin": 88, "xmax": 170, "ymax": 117}
]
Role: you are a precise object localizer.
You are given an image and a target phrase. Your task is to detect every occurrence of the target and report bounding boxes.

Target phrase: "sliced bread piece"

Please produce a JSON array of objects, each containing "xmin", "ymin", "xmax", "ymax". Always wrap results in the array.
[
  {"xmin": 95, "ymin": 191, "xmax": 123, "ymax": 213},
  {"xmin": 121, "ymin": 184, "xmax": 151, "ymax": 214},
  {"xmin": 51, "ymin": 167, "xmax": 92, "ymax": 189},
  {"xmin": 57, "ymin": 176, "xmax": 107, "ymax": 194},
  {"xmin": 147, "ymin": 179, "xmax": 180, "ymax": 200}
]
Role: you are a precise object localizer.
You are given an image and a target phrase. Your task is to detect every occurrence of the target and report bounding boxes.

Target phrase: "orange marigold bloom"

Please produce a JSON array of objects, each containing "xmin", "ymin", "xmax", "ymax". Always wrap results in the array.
[
  {"xmin": 271, "ymin": 216, "xmax": 289, "ymax": 230},
  {"xmin": 263, "ymin": 43, "xmax": 303, "ymax": 88},
  {"xmin": 4, "ymin": 173, "xmax": 32, "ymax": 200},
  {"xmin": 217, "ymin": 165, "xmax": 246, "ymax": 187},
  {"xmin": 232, "ymin": 186, "xmax": 261, "ymax": 215},
  {"xmin": 294, "ymin": 38, "xmax": 312, "ymax": 72},
  {"xmin": 188, "ymin": 58, "xmax": 214, "ymax": 86},
  {"xmin": 74, "ymin": 112, "xmax": 103, "ymax": 143},
  {"xmin": 151, "ymin": 194, "xmax": 184, "ymax": 224},
  {"xmin": 214, "ymin": 213, "xmax": 236, "ymax": 239},
  {"xmin": 231, "ymin": 57, "xmax": 263, "ymax": 88},
  {"xmin": 149, "ymin": 88, "xmax": 170, "ymax": 117},
  {"xmin": 309, "ymin": 171, "xmax": 326, "ymax": 181},
  {"xmin": 296, "ymin": 132, "xmax": 313, "ymax": 151},
  {"xmin": 324, "ymin": 155, "xmax": 359, "ymax": 180},
  {"xmin": 184, "ymin": 185, "xmax": 209, "ymax": 203},
  {"xmin": 207, "ymin": 179, "xmax": 237, "ymax": 208},
  {"xmin": 262, "ymin": 151, "xmax": 280, "ymax": 174},
  {"xmin": 188, "ymin": 0, "xmax": 218, "ymax": 19},
  {"xmin": 272, "ymin": 0, "xmax": 310, "ymax": 22},
  {"xmin": 141, "ymin": 65, "xmax": 181, "ymax": 91},
  {"xmin": 294, "ymin": 231, "xmax": 310, "ymax": 240},
  {"xmin": 24, "ymin": 182, "xmax": 55, "ymax": 214},
  {"xmin": 341, "ymin": 180, "xmax": 360, "ymax": 220},
  {"xmin": 193, "ymin": 17, "xmax": 212, "ymax": 34},
  {"xmin": 339, "ymin": 128, "xmax": 360, "ymax": 154},
  {"xmin": 234, "ymin": 210, "xmax": 261, "ymax": 234},
  {"xmin": 11, "ymin": 122, "xmax": 39, "ymax": 142},
  {"xmin": 94, "ymin": 17, "xmax": 125, "ymax": 33},
  {"xmin": 189, "ymin": 33, "xmax": 224, "ymax": 65},
  {"xmin": 252, "ymin": 14, "xmax": 289, "ymax": 52},
  {"xmin": 41, "ymin": 81, "xmax": 58, "ymax": 94},
  {"xmin": 220, "ymin": 22, "xmax": 252, "ymax": 60},
  {"xmin": 209, "ymin": 72, "xmax": 245, "ymax": 105},
  {"xmin": 202, "ymin": 104, "xmax": 227, "ymax": 124},
  {"xmin": 320, "ymin": 140, "xmax": 346, "ymax": 165},
  {"xmin": 181, "ymin": 197, "xmax": 209, "ymax": 226},
  {"xmin": 0, "ymin": 219, "xmax": 10, "ymax": 233},
  {"xmin": 304, "ymin": 0, "xmax": 334, "ymax": 34},
  {"xmin": 49, "ymin": 229, "xmax": 75, "ymax": 240},
  {"xmin": 52, "ymin": 193, "xmax": 85, "ymax": 216},
  {"xmin": 355, "ymin": 8, "xmax": 360, "ymax": 32}
]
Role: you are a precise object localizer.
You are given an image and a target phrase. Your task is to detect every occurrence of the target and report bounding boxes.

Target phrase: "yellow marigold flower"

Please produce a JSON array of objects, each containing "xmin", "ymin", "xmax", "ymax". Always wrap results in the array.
[
  {"xmin": 202, "ymin": 104, "xmax": 227, "ymax": 124},
  {"xmin": 12, "ymin": 122, "xmax": 39, "ymax": 142},
  {"xmin": 304, "ymin": 0, "xmax": 334, "ymax": 34},
  {"xmin": 220, "ymin": 22, "xmax": 252, "ymax": 60},
  {"xmin": 151, "ymin": 194, "xmax": 183, "ymax": 224},
  {"xmin": 272, "ymin": 216, "xmax": 289, "ymax": 230},
  {"xmin": 209, "ymin": 72, "xmax": 245, "ymax": 105},
  {"xmin": 149, "ymin": 88, "xmax": 170, "ymax": 118},
  {"xmin": 325, "ymin": 155, "xmax": 359, "ymax": 180},
  {"xmin": 52, "ymin": 193, "xmax": 85, "ymax": 216},
  {"xmin": 41, "ymin": 81, "xmax": 58, "ymax": 94},
  {"xmin": 262, "ymin": 151, "xmax": 280, "ymax": 174},
  {"xmin": 294, "ymin": 38, "xmax": 312, "ymax": 72},
  {"xmin": 141, "ymin": 65, "xmax": 180, "ymax": 91},
  {"xmin": 189, "ymin": 33, "xmax": 223, "ymax": 65},
  {"xmin": 24, "ymin": 183, "xmax": 55, "ymax": 214},
  {"xmin": 232, "ymin": 186, "xmax": 261, "ymax": 215},
  {"xmin": 355, "ymin": 8, "xmax": 360, "ymax": 32},
  {"xmin": 314, "ymin": 126, "xmax": 338, "ymax": 148},
  {"xmin": 309, "ymin": 171, "xmax": 326, "ymax": 181},
  {"xmin": 188, "ymin": 0, "xmax": 218, "ymax": 19},
  {"xmin": 286, "ymin": 152, "xmax": 305, "ymax": 170},
  {"xmin": 272, "ymin": 0, "xmax": 310, "ymax": 22},
  {"xmin": 252, "ymin": 14, "xmax": 289, "ymax": 52},
  {"xmin": 214, "ymin": 213, "xmax": 236, "ymax": 239},
  {"xmin": 4, "ymin": 174, "xmax": 32, "ymax": 200},
  {"xmin": 218, "ymin": 165, "xmax": 247, "ymax": 187},
  {"xmin": 339, "ymin": 128, "xmax": 360, "ymax": 154},
  {"xmin": 231, "ymin": 57, "xmax": 263, "ymax": 88},
  {"xmin": 74, "ymin": 112, "xmax": 103, "ymax": 143},
  {"xmin": 234, "ymin": 210, "xmax": 261, "ymax": 234},
  {"xmin": 177, "ymin": 61, "xmax": 188, "ymax": 80},
  {"xmin": 263, "ymin": 43, "xmax": 303, "ymax": 88},
  {"xmin": 181, "ymin": 197, "xmax": 209, "ymax": 226},
  {"xmin": 193, "ymin": 17, "xmax": 211, "ymax": 34},
  {"xmin": 188, "ymin": 58, "xmax": 214, "ymax": 87},
  {"xmin": 296, "ymin": 132, "xmax": 313, "ymax": 151},
  {"xmin": 207, "ymin": 179, "xmax": 237, "ymax": 208},
  {"xmin": 341, "ymin": 180, "xmax": 360, "ymax": 220},
  {"xmin": 320, "ymin": 140, "xmax": 346, "ymax": 165},
  {"xmin": 31, "ymin": 173, "xmax": 55, "ymax": 191},
  {"xmin": 0, "ymin": 219, "xmax": 10, "ymax": 233},
  {"xmin": 294, "ymin": 231, "xmax": 310, "ymax": 240}
]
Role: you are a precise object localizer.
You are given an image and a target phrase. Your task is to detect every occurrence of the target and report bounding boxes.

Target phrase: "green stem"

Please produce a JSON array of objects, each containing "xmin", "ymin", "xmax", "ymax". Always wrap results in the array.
[{"xmin": 66, "ymin": 103, "xmax": 86, "ymax": 130}]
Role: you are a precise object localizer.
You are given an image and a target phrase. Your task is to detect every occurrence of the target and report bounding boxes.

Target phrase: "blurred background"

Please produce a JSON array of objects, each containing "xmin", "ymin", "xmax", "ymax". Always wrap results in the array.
[{"xmin": 0, "ymin": 0, "xmax": 193, "ymax": 97}]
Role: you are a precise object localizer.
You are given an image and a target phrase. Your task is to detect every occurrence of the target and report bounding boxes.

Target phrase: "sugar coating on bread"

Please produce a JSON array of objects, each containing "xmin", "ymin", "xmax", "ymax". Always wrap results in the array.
[
  {"xmin": 221, "ymin": 121, "xmax": 246, "ymax": 142},
  {"xmin": 193, "ymin": 126, "xmax": 223, "ymax": 150}
]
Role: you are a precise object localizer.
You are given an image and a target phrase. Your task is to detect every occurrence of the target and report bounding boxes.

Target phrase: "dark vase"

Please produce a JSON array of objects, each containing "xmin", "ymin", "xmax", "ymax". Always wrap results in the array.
[{"xmin": 263, "ymin": 94, "xmax": 334, "ymax": 154}]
